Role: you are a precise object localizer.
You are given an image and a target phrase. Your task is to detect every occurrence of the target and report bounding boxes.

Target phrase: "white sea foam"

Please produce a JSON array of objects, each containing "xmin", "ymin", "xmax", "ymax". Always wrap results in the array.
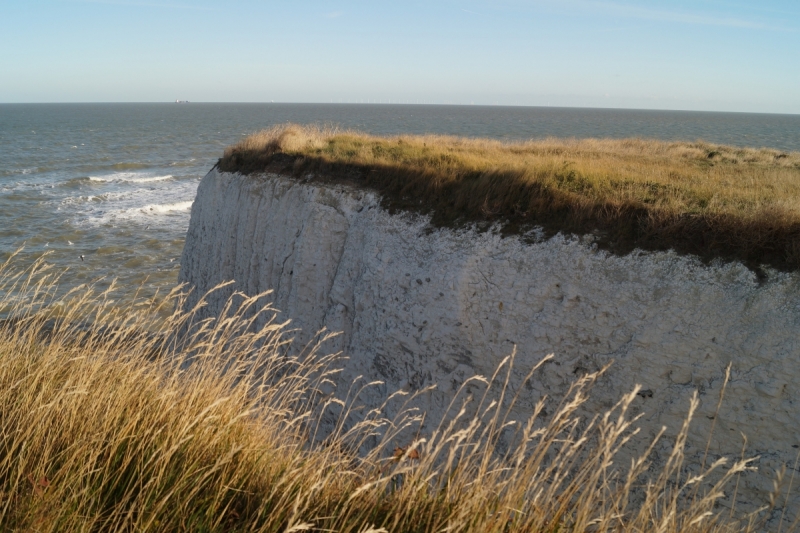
[
  {"xmin": 136, "ymin": 201, "xmax": 193, "ymax": 214},
  {"xmin": 60, "ymin": 191, "xmax": 128, "ymax": 205},
  {"xmin": 61, "ymin": 195, "xmax": 99, "ymax": 204},
  {"xmin": 88, "ymin": 173, "xmax": 173, "ymax": 184},
  {"xmin": 128, "ymin": 175, "xmax": 174, "ymax": 183},
  {"xmin": 79, "ymin": 200, "xmax": 194, "ymax": 227}
]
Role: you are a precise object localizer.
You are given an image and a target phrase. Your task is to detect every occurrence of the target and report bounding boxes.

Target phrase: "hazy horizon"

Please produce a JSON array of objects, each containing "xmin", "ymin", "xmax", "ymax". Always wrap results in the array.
[{"xmin": 1, "ymin": 101, "xmax": 798, "ymax": 117}]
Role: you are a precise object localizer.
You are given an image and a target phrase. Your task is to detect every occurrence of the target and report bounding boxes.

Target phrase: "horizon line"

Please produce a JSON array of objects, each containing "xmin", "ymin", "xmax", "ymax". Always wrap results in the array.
[{"xmin": 0, "ymin": 101, "xmax": 798, "ymax": 116}]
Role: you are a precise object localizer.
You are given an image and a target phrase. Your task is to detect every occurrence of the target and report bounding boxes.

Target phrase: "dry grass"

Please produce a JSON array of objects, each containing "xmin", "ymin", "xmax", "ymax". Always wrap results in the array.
[
  {"xmin": 0, "ymin": 253, "xmax": 791, "ymax": 532},
  {"xmin": 219, "ymin": 124, "xmax": 800, "ymax": 271}
]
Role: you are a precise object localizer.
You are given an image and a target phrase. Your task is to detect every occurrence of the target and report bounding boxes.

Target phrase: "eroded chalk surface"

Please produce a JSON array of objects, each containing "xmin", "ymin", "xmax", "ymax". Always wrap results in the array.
[{"xmin": 180, "ymin": 169, "xmax": 800, "ymax": 521}]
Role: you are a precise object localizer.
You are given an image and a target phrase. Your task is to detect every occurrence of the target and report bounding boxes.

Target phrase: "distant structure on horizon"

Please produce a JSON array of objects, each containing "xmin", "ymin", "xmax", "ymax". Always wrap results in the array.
[{"xmin": 175, "ymin": 100, "xmax": 190, "ymax": 104}]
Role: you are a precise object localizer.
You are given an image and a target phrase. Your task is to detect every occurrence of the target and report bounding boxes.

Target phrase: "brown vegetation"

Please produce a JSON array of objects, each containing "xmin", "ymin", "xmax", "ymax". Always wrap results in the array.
[
  {"xmin": 0, "ymin": 254, "xmax": 791, "ymax": 531},
  {"xmin": 219, "ymin": 124, "xmax": 800, "ymax": 272}
]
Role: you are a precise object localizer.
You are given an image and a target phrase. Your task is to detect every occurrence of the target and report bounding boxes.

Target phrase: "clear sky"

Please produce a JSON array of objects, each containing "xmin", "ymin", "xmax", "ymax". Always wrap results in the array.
[{"xmin": 1, "ymin": 0, "xmax": 798, "ymax": 113}]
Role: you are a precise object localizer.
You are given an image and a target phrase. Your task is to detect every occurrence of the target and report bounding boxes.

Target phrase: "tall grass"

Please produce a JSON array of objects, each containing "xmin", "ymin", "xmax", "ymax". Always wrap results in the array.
[
  {"xmin": 219, "ymin": 124, "xmax": 800, "ymax": 271},
  {"xmin": 0, "ymin": 253, "xmax": 789, "ymax": 531}
]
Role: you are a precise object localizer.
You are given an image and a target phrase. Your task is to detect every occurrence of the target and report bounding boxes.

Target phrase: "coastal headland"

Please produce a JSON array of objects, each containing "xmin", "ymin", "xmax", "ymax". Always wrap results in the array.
[
  {"xmin": 3, "ymin": 123, "xmax": 800, "ymax": 530},
  {"xmin": 179, "ymin": 125, "xmax": 800, "ymax": 524}
]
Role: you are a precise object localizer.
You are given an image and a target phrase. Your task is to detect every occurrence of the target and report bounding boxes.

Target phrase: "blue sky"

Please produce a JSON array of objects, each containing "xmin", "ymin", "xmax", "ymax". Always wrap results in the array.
[{"xmin": 1, "ymin": 0, "xmax": 798, "ymax": 113}]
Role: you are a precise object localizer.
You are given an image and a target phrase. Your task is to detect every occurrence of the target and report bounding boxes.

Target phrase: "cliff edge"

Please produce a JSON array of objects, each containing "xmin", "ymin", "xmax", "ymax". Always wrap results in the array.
[{"xmin": 180, "ymin": 167, "xmax": 800, "ymax": 518}]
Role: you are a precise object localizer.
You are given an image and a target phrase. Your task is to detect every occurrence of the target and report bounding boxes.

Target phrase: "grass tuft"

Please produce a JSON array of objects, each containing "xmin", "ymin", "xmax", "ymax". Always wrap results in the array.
[
  {"xmin": 219, "ymin": 124, "xmax": 800, "ymax": 272},
  {"xmin": 0, "ymin": 253, "xmax": 790, "ymax": 531}
]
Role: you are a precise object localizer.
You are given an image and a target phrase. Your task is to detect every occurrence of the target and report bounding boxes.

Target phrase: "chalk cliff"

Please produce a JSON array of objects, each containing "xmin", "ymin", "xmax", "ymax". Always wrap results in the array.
[{"xmin": 179, "ymin": 168, "xmax": 800, "ymax": 518}]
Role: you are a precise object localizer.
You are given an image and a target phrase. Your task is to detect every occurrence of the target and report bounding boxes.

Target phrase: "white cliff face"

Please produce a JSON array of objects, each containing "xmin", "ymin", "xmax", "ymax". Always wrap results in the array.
[{"xmin": 180, "ymin": 169, "xmax": 800, "ymax": 518}]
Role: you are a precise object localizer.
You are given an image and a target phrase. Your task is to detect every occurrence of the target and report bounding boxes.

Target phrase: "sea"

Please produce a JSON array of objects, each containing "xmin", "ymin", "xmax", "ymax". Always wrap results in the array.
[{"xmin": 1, "ymin": 103, "xmax": 798, "ymax": 303}]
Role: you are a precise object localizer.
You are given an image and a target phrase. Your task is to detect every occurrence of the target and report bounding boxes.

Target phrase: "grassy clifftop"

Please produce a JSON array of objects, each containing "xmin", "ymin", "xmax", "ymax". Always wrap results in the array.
[{"xmin": 219, "ymin": 125, "xmax": 800, "ymax": 272}]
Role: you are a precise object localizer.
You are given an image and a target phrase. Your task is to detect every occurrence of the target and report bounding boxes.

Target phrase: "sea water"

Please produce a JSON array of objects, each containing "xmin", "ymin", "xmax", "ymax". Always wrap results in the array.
[{"xmin": 1, "ymin": 103, "xmax": 798, "ymax": 301}]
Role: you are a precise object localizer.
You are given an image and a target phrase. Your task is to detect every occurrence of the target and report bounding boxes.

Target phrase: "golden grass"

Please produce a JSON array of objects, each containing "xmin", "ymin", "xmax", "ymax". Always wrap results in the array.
[
  {"xmin": 219, "ymin": 124, "xmax": 800, "ymax": 271},
  {"xmin": 0, "ymin": 253, "xmax": 791, "ymax": 531}
]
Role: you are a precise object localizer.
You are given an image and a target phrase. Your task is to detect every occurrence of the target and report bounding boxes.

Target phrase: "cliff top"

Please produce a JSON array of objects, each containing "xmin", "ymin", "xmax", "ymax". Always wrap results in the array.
[{"xmin": 218, "ymin": 124, "xmax": 800, "ymax": 272}]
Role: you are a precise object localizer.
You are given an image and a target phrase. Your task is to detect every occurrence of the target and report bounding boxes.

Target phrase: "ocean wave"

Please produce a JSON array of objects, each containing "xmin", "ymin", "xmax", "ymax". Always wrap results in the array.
[
  {"xmin": 60, "ymin": 191, "xmax": 127, "ymax": 205},
  {"xmin": 0, "ymin": 168, "xmax": 39, "ymax": 178},
  {"xmin": 169, "ymin": 159, "xmax": 198, "ymax": 168},
  {"xmin": 62, "ymin": 177, "xmax": 99, "ymax": 187},
  {"xmin": 128, "ymin": 175, "xmax": 174, "ymax": 184},
  {"xmin": 86, "ymin": 173, "xmax": 173, "ymax": 184},
  {"xmin": 137, "ymin": 201, "xmax": 194, "ymax": 214},
  {"xmin": 80, "ymin": 201, "xmax": 194, "ymax": 226},
  {"xmin": 60, "ymin": 194, "xmax": 100, "ymax": 204},
  {"xmin": 0, "ymin": 177, "xmax": 57, "ymax": 192}
]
